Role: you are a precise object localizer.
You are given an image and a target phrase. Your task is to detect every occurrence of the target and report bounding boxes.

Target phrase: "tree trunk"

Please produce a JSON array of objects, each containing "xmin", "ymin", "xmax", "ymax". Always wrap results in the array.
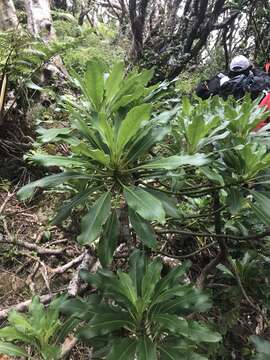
[
  {"xmin": 24, "ymin": 0, "xmax": 56, "ymax": 42},
  {"xmin": 0, "ymin": 0, "xmax": 19, "ymax": 31},
  {"xmin": 129, "ymin": 0, "xmax": 150, "ymax": 62}
]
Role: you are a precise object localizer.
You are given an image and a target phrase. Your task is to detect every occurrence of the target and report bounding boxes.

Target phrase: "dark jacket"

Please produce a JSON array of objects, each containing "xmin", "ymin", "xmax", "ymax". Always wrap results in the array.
[{"xmin": 196, "ymin": 68, "xmax": 270, "ymax": 100}]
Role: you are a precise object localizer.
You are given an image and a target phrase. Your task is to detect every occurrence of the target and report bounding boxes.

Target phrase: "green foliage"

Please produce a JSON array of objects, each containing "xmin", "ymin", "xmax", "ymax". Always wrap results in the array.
[
  {"xmin": 0, "ymin": 296, "xmax": 78, "ymax": 360},
  {"xmin": 55, "ymin": 24, "xmax": 125, "ymax": 73},
  {"xmin": 18, "ymin": 60, "xmax": 208, "ymax": 261},
  {"xmin": 61, "ymin": 250, "xmax": 221, "ymax": 359},
  {"xmin": 0, "ymin": 30, "xmax": 73, "ymax": 82},
  {"xmin": 250, "ymin": 336, "xmax": 270, "ymax": 360}
]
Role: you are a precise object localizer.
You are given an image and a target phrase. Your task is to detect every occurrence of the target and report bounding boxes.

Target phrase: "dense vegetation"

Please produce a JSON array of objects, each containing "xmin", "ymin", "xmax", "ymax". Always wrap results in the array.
[{"xmin": 1, "ymin": 1, "xmax": 270, "ymax": 359}]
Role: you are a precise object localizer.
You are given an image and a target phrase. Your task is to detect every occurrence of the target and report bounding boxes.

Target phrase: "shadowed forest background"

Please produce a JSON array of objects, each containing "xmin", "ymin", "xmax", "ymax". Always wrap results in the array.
[{"xmin": 0, "ymin": 0, "xmax": 270, "ymax": 359}]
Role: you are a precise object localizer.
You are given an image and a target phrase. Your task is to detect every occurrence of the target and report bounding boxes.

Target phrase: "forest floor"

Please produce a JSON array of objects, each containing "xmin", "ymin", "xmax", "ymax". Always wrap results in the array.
[
  {"xmin": 0, "ymin": 122, "xmax": 269, "ymax": 359},
  {"xmin": 0, "ymin": 182, "xmax": 93, "ymax": 358}
]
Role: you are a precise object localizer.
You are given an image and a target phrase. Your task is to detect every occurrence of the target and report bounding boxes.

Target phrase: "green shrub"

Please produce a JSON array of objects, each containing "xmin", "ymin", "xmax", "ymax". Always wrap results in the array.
[{"xmin": 61, "ymin": 250, "xmax": 221, "ymax": 359}]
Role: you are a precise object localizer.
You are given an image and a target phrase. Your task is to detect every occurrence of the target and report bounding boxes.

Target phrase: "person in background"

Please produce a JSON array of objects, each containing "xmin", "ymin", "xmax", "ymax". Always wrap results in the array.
[
  {"xmin": 264, "ymin": 57, "xmax": 270, "ymax": 74},
  {"xmin": 196, "ymin": 55, "xmax": 270, "ymax": 100}
]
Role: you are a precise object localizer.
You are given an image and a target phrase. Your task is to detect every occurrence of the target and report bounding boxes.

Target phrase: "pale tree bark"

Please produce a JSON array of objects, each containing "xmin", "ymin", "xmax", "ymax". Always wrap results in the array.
[
  {"xmin": 24, "ymin": 0, "xmax": 56, "ymax": 42},
  {"xmin": 0, "ymin": 0, "xmax": 19, "ymax": 31}
]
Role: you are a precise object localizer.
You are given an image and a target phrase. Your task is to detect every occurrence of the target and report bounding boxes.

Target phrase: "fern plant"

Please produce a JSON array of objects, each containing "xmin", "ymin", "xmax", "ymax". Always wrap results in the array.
[
  {"xmin": 0, "ymin": 29, "xmax": 75, "ymax": 123},
  {"xmin": 61, "ymin": 250, "xmax": 221, "ymax": 359}
]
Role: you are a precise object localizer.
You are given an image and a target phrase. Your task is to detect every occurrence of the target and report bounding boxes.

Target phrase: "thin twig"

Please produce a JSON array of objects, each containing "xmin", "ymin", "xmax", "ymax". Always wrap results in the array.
[
  {"xmin": 227, "ymin": 256, "xmax": 269, "ymax": 325},
  {"xmin": 154, "ymin": 241, "xmax": 218, "ymax": 259},
  {"xmin": 1, "ymin": 221, "xmax": 64, "ymax": 255},
  {"xmin": 196, "ymin": 252, "xmax": 223, "ymax": 289},
  {"xmin": 156, "ymin": 228, "xmax": 270, "ymax": 241},
  {"xmin": 0, "ymin": 191, "xmax": 15, "ymax": 215}
]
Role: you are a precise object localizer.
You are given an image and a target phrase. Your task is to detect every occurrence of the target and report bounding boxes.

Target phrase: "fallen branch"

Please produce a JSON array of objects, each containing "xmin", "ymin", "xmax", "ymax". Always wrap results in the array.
[
  {"xmin": 1, "ymin": 223, "xmax": 64, "ymax": 255},
  {"xmin": 157, "ymin": 228, "xmax": 270, "ymax": 241},
  {"xmin": 196, "ymin": 252, "xmax": 223, "ymax": 290},
  {"xmin": 154, "ymin": 241, "xmax": 218, "ymax": 259},
  {"xmin": 68, "ymin": 249, "xmax": 96, "ymax": 296},
  {"xmin": 52, "ymin": 253, "xmax": 87, "ymax": 275},
  {"xmin": 0, "ymin": 238, "xmax": 64, "ymax": 255},
  {"xmin": 0, "ymin": 191, "xmax": 15, "ymax": 215},
  {"xmin": 60, "ymin": 336, "xmax": 78, "ymax": 359},
  {"xmin": 0, "ymin": 293, "xmax": 55, "ymax": 321}
]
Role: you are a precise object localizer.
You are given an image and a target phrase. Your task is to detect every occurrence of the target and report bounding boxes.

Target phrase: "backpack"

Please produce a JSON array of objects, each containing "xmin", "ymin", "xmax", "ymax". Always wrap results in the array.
[
  {"xmin": 219, "ymin": 72, "xmax": 270, "ymax": 100},
  {"xmin": 196, "ymin": 73, "xmax": 228, "ymax": 100},
  {"xmin": 219, "ymin": 74, "xmax": 253, "ymax": 100}
]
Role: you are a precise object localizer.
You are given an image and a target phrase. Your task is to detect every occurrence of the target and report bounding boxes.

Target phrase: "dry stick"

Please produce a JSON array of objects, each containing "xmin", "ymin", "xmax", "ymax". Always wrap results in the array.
[
  {"xmin": 156, "ymin": 228, "xmax": 270, "ymax": 241},
  {"xmin": 26, "ymin": 261, "xmax": 40, "ymax": 293},
  {"xmin": 47, "ymin": 239, "xmax": 69, "ymax": 246},
  {"xmin": 0, "ymin": 238, "xmax": 64, "ymax": 256},
  {"xmin": 0, "ymin": 191, "xmax": 15, "ymax": 215},
  {"xmin": 1, "ymin": 221, "xmax": 64, "ymax": 255},
  {"xmin": 68, "ymin": 249, "xmax": 95, "ymax": 296},
  {"xmin": 0, "ymin": 293, "xmax": 55, "ymax": 321},
  {"xmin": 196, "ymin": 252, "xmax": 223, "ymax": 289},
  {"xmin": 52, "ymin": 253, "xmax": 87, "ymax": 275},
  {"xmin": 197, "ymin": 191, "xmax": 227, "ymax": 290},
  {"xmin": 60, "ymin": 336, "xmax": 78, "ymax": 359},
  {"xmin": 154, "ymin": 241, "xmax": 218, "ymax": 260},
  {"xmin": 21, "ymin": 252, "xmax": 51, "ymax": 293},
  {"xmin": 0, "ymin": 252, "xmax": 96, "ymax": 320}
]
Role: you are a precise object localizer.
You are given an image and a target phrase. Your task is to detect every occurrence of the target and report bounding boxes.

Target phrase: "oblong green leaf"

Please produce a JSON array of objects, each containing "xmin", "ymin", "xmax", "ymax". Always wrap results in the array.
[
  {"xmin": 30, "ymin": 154, "xmax": 86, "ymax": 168},
  {"xmin": 37, "ymin": 127, "xmax": 72, "ymax": 143},
  {"xmin": 125, "ymin": 126, "xmax": 169, "ymax": 164},
  {"xmin": 124, "ymin": 186, "xmax": 165, "ymax": 224},
  {"xmin": 250, "ymin": 191, "xmax": 270, "ymax": 226},
  {"xmin": 128, "ymin": 250, "xmax": 146, "ymax": 297},
  {"xmin": 144, "ymin": 188, "xmax": 180, "ymax": 218},
  {"xmin": 98, "ymin": 210, "xmax": 120, "ymax": 267},
  {"xmin": 136, "ymin": 336, "xmax": 157, "ymax": 360},
  {"xmin": 128, "ymin": 208, "xmax": 157, "ymax": 249},
  {"xmin": 105, "ymin": 61, "xmax": 124, "ymax": 102},
  {"xmin": 78, "ymin": 312, "xmax": 134, "ymax": 339},
  {"xmin": 107, "ymin": 338, "xmax": 137, "ymax": 360},
  {"xmin": 116, "ymin": 104, "xmax": 152, "ymax": 154},
  {"xmin": 72, "ymin": 143, "xmax": 110, "ymax": 166},
  {"xmin": 0, "ymin": 341, "xmax": 28, "ymax": 357},
  {"xmin": 187, "ymin": 321, "xmax": 222, "ymax": 343},
  {"xmin": 51, "ymin": 187, "xmax": 96, "ymax": 225},
  {"xmin": 142, "ymin": 259, "xmax": 163, "ymax": 304},
  {"xmin": 17, "ymin": 172, "xmax": 91, "ymax": 200},
  {"xmin": 0, "ymin": 327, "xmax": 32, "ymax": 343},
  {"xmin": 138, "ymin": 154, "xmax": 209, "ymax": 170},
  {"xmin": 152, "ymin": 314, "xmax": 188, "ymax": 336},
  {"xmin": 77, "ymin": 192, "xmax": 111, "ymax": 245},
  {"xmin": 84, "ymin": 59, "xmax": 105, "ymax": 111}
]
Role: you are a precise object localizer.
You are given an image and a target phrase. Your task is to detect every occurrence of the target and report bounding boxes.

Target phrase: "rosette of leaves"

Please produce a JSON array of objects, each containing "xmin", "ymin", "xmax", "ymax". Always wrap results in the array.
[
  {"xmin": 0, "ymin": 296, "xmax": 78, "ymax": 360},
  {"xmin": 61, "ymin": 250, "xmax": 221, "ymax": 359},
  {"xmin": 172, "ymin": 95, "xmax": 270, "ymax": 224},
  {"xmin": 17, "ymin": 59, "xmax": 208, "ymax": 266},
  {"xmin": 173, "ymin": 95, "xmax": 270, "ymax": 156}
]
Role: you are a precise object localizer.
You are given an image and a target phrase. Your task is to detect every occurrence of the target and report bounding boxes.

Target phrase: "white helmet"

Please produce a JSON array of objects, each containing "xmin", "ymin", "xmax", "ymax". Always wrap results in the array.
[{"xmin": 230, "ymin": 55, "xmax": 251, "ymax": 72}]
